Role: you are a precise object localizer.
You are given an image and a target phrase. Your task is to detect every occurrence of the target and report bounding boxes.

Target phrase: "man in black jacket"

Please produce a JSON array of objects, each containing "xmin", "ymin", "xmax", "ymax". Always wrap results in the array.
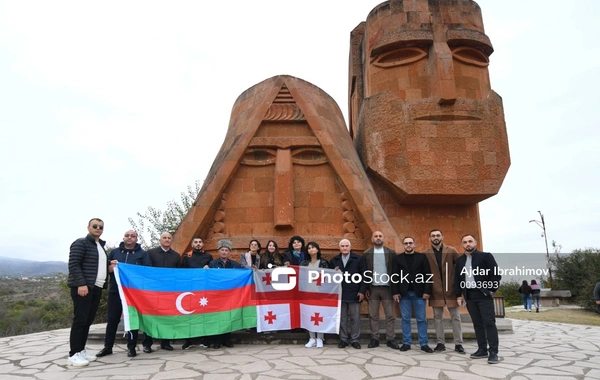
[
  {"xmin": 455, "ymin": 234, "xmax": 501, "ymax": 364},
  {"xmin": 180, "ymin": 237, "xmax": 213, "ymax": 349},
  {"xmin": 67, "ymin": 218, "xmax": 115, "ymax": 367},
  {"xmin": 96, "ymin": 229, "xmax": 151, "ymax": 358},
  {"xmin": 330, "ymin": 239, "xmax": 367, "ymax": 349},
  {"xmin": 392, "ymin": 236, "xmax": 433, "ymax": 353},
  {"xmin": 142, "ymin": 232, "xmax": 181, "ymax": 352}
]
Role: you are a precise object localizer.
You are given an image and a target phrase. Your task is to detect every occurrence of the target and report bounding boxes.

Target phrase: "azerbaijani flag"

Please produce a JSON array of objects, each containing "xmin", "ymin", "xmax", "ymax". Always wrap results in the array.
[{"xmin": 114, "ymin": 263, "xmax": 257, "ymax": 339}]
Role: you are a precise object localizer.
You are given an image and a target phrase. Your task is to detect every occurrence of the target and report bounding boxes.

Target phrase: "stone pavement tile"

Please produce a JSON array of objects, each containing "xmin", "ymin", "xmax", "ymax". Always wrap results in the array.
[
  {"xmin": 517, "ymin": 366, "xmax": 578, "ymax": 376},
  {"xmin": 316, "ymin": 359, "xmax": 342, "ymax": 365},
  {"xmin": 417, "ymin": 360, "xmax": 463, "ymax": 371},
  {"xmin": 232, "ymin": 360, "xmax": 273, "ymax": 374},
  {"xmin": 468, "ymin": 363, "xmax": 513, "ymax": 379},
  {"xmin": 498, "ymin": 356, "xmax": 533, "ymax": 366},
  {"xmin": 108, "ymin": 376, "xmax": 151, "ymax": 380},
  {"xmin": 289, "ymin": 375, "xmax": 322, "ymax": 380},
  {"xmin": 0, "ymin": 376, "xmax": 40, "ymax": 380},
  {"xmin": 0, "ymin": 363, "xmax": 19, "ymax": 374},
  {"xmin": 281, "ymin": 355, "xmax": 318, "ymax": 367},
  {"xmin": 270, "ymin": 359, "xmax": 303, "ymax": 370},
  {"xmin": 253, "ymin": 369, "xmax": 288, "ymax": 378},
  {"xmin": 530, "ymin": 359, "xmax": 571, "ymax": 367},
  {"xmin": 36, "ymin": 371, "xmax": 78, "ymax": 380},
  {"xmin": 13, "ymin": 368, "xmax": 39, "ymax": 375},
  {"xmin": 254, "ymin": 376, "xmax": 281, "ymax": 380},
  {"xmin": 345, "ymin": 355, "xmax": 367, "ymax": 365},
  {"xmin": 522, "ymin": 376, "xmax": 579, "ymax": 380},
  {"xmin": 574, "ymin": 361, "xmax": 600, "ymax": 370},
  {"xmin": 401, "ymin": 366, "xmax": 440, "ymax": 379},
  {"xmin": 586, "ymin": 369, "xmax": 600, "ymax": 379},
  {"xmin": 20, "ymin": 352, "xmax": 72, "ymax": 366},
  {"xmin": 151, "ymin": 368, "xmax": 202, "ymax": 379},
  {"xmin": 364, "ymin": 363, "xmax": 404, "ymax": 378},
  {"xmin": 442, "ymin": 370, "xmax": 491, "ymax": 380},
  {"xmin": 305, "ymin": 363, "xmax": 367, "ymax": 380}
]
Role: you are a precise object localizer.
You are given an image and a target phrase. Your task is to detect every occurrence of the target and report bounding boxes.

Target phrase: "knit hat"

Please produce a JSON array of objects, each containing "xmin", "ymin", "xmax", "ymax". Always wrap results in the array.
[{"xmin": 217, "ymin": 239, "xmax": 232, "ymax": 251}]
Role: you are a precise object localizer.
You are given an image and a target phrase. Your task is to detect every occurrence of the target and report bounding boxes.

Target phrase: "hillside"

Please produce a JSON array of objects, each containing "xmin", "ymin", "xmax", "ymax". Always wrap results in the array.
[{"xmin": 0, "ymin": 256, "xmax": 68, "ymax": 278}]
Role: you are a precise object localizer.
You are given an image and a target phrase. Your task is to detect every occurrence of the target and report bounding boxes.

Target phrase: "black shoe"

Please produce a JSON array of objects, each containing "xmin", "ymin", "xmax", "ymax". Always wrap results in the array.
[
  {"xmin": 351, "ymin": 342, "xmax": 361, "ymax": 349},
  {"xmin": 213, "ymin": 343, "xmax": 221, "ymax": 349},
  {"xmin": 433, "ymin": 343, "xmax": 446, "ymax": 352},
  {"xmin": 182, "ymin": 340, "xmax": 192, "ymax": 350},
  {"xmin": 454, "ymin": 345, "xmax": 466, "ymax": 354},
  {"xmin": 399, "ymin": 344, "xmax": 411, "ymax": 351},
  {"xmin": 338, "ymin": 341, "xmax": 348, "ymax": 348},
  {"xmin": 143, "ymin": 346, "xmax": 152, "ymax": 353},
  {"xmin": 223, "ymin": 341, "xmax": 234, "ymax": 348},
  {"xmin": 420, "ymin": 345, "xmax": 433, "ymax": 353},
  {"xmin": 387, "ymin": 340, "xmax": 399, "ymax": 350},
  {"xmin": 161, "ymin": 343, "xmax": 174, "ymax": 351},
  {"xmin": 127, "ymin": 347, "xmax": 136, "ymax": 357},
  {"xmin": 368, "ymin": 339, "xmax": 379, "ymax": 348},
  {"xmin": 488, "ymin": 352, "xmax": 499, "ymax": 364},
  {"xmin": 96, "ymin": 347, "xmax": 113, "ymax": 357},
  {"xmin": 470, "ymin": 349, "xmax": 488, "ymax": 359}
]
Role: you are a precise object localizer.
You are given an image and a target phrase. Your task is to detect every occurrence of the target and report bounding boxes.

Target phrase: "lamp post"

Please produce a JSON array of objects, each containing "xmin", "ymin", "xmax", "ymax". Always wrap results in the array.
[{"xmin": 529, "ymin": 211, "xmax": 552, "ymax": 288}]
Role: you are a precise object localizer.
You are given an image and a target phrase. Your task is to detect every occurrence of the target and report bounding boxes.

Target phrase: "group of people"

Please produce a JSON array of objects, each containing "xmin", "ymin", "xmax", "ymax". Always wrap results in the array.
[
  {"xmin": 66, "ymin": 218, "xmax": 502, "ymax": 367},
  {"xmin": 518, "ymin": 280, "xmax": 542, "ymax": 312}
]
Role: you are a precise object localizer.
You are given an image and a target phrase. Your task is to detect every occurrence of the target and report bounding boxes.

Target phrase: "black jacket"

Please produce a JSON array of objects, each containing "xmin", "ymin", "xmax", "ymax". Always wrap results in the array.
[
  {"xmin": 107, "ymin": 242, "xmax": 151, "ymax": 293},
  {"xmin": 391, "ymin": 252, "xmax": 432, "ymax": 297},
  {"xmin": 329, "ymin": 252, "xmax": 367, "ymax": 302},
  {"xmin": 284, "ymin": 249, "xmax": 306, "ymax": 266},
  {"xmin": 67, "ymin": 234, "xmax": 108, "ymax": 288},
  {"xmin": 181, "ymin": 251, "xmax": 214, "ymax": 268},
  {"xmin": 209, "ymin": 258, "xmax": 241, "ymax": 268},
  {"xmin": 299, "ymin": 259, "xmax": 330, "ymax": 268},
  {"xmin": 147, "ymin": 247, "xmax": 181, "ymax": 268},
  {"xmin": 454, "ymin": 249, "xmax": 501, "ymax": 297}
]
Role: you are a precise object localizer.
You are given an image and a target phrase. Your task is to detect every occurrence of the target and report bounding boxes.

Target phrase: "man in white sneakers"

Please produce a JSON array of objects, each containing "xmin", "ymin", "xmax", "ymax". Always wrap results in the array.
[{"xmin": 67, "ymin": 218, "xmax": 116, "ymax": 366}]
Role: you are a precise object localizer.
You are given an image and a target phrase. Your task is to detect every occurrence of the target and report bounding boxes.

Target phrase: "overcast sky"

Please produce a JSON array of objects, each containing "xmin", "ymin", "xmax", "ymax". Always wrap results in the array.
[{"xmin": 1, "ymin": 1, "xmax": 598, "ymax": 266}]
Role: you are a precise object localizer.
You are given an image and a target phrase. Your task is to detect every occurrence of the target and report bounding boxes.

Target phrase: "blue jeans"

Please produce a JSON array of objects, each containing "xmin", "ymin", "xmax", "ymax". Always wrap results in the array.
[
  {"xmin": 399, "ymin": 291, "xmax": 428, "ymax": 346},
  {"xmin": 522, "ymin": 294, "xmax": 532, "ymax": 310}
]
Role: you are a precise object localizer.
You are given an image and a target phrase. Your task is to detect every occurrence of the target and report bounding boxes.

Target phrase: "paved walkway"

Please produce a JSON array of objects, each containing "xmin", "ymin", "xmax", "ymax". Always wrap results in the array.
[{"xmin": 1, "ymin": 319, "xmax": 599, "ymax": 379}]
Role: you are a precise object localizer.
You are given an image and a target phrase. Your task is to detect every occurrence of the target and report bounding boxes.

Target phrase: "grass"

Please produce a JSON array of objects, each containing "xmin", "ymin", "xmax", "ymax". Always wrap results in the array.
[{"xmin": 506, "ymin": 308, "xmax": 600, "ymax": 326}]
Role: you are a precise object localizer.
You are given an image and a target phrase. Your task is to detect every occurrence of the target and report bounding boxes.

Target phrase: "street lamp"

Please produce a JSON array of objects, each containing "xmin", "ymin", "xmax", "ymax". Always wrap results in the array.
[{"xmin": 529, "ymin": 211, "xmax": 552, "ymax": 288}]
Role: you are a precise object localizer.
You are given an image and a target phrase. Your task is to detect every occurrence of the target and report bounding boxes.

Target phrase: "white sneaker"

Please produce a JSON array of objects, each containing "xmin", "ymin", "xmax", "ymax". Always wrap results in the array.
[
  {"xmin": 316, "ymin": 338, "xmax": 324, "ymax": 348},
  {"xmin": 80, "ymin": 349, "xmax": 97, "ymax": 362},
  {"xmin": 305, "ymin": 338, "xmax": 316, "ymax": 348},
  {"xmin": 67, "ymin": 352, "xmax": 89, "ymax": 367}
]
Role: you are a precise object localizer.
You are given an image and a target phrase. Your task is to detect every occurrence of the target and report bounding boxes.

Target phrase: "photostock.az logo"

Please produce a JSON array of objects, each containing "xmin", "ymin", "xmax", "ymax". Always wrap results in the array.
[{"xmin": 271, "ymin": 267, "xmax": 297, "ymax": 291}]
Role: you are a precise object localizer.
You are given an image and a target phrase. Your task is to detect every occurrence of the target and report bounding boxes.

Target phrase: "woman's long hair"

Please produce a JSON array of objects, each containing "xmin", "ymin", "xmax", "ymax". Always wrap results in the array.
[
  {"xmin": 262, "ymin": 240, "xmax": 279, "ymax": 268},
  {"xmin": 306, "ymin": 241, "xmax": 322, "ymax": 260},
  {"xmin": 287, "ymin": 235, "xmax": 305, "ymax": 253}
]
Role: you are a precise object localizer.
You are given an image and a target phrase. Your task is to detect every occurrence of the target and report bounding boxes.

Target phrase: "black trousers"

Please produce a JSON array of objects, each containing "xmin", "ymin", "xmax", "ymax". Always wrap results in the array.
[
  {"xmin": 104, "ymin": 291, "xmax": 138, "ymax": 349},
  {"xmin": 142, "ymin": 334, "xmax": 170, "ymax": 348},
  {"xmin": 466, "ymin": 289, "xmax": 499, "ymax": 354},
  {"xmin": 69, "ymin": 286, "xmax": 103, "ymax": 356}
]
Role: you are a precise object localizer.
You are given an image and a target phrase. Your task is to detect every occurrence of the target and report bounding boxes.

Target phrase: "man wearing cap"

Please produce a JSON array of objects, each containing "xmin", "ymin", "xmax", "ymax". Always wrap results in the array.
[{"xmin": 208, "ymin": 239, "xmax": 241, "ymax": 348}]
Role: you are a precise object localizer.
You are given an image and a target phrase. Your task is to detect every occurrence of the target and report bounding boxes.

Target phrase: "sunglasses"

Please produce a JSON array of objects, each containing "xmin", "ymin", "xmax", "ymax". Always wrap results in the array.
[{"xmin": 91, "ymin": 224, "xmax": 104, "ymax": 230}]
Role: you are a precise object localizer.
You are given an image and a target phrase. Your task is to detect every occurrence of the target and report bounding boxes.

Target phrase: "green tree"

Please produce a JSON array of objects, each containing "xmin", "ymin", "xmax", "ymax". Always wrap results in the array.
[
  {"xmin": 129, "ymin": 180, "xmax": 201, "ymax": 249},
  {"xmin": 550, "ymin": 247, "xmax": 600, "ymax": 311},
  {"xmin": 495, "ymin": 279, "xmax": 522, "ymax": 307}
]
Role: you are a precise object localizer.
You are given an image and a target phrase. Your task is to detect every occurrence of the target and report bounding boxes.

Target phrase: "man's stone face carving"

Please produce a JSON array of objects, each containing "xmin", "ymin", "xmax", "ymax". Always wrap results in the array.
[{"xmin": 353, "ymin": 0, "xmax": 510, "ymax": 203}]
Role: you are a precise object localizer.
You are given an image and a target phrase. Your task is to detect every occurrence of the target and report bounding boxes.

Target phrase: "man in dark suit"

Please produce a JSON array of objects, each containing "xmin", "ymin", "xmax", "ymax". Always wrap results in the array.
[
  {"xmin": 363, "ymin": 231, "xmax": 399, "ymax": 349},
  {"xmin": 455, "ymin": 234, "xmax": 501, "ymax": 364},
  {"xmin": 392, "ymin": 236, "xmax": 433, "ymax": 353},
  {"xmin": 143, "ymin": 232, "xmax": 181, "ymax": 352},
  {"xmin": 330, "ymin": 239, "xmax": 367, "ymax": 349}
]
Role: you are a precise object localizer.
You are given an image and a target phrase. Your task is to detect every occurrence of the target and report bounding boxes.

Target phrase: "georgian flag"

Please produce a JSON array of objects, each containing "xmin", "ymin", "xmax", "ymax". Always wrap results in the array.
[{"xmin": 254, "ymin": 266, "xmax": 341, "ymax": 333}]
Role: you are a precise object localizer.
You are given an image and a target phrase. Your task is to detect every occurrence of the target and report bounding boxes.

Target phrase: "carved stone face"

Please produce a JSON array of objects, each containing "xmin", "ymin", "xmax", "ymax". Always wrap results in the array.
[{"xmin": 351, "ymin": 0, "xmax": 510, "ymax": 204}]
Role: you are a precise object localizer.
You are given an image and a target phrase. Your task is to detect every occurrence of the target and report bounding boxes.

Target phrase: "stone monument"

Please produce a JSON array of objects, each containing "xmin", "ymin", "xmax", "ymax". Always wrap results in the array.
[{"xmin": 173, "ymin": 0, "xmax": 509, "ymax": 257}]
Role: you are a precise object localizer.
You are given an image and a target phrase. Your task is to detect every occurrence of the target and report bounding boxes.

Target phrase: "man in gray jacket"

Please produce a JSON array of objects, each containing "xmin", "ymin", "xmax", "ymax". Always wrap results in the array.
[{"xmin": 363, "ymin": 231, "xmax": 399, "ymax": 349}]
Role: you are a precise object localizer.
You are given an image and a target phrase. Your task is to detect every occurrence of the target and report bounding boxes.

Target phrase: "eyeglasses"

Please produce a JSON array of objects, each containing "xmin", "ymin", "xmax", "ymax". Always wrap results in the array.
[
  {"xmin": 124, "ymin": 234, "xmax": 136, "ymax": 238},
  {"xmin": 430, "ymin": 234, "xmax": 442, "ymax": 238},
  {"xmin": 91, "ymin": 224, "xmax": 104, "ymax": 230},
  {"xmin": 403, "ymin": 242, "xmax": 414, "ymax": 245}
]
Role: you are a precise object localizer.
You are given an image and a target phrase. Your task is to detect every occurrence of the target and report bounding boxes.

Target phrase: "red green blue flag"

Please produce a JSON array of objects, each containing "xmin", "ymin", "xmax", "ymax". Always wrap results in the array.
[{"xmin": 114, "ymin": 263, "xmax": 256, "ymax": 339}]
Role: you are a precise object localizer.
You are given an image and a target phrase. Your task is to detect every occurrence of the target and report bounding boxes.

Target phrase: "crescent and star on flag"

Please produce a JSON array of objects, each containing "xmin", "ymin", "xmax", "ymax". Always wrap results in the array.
[{"xmin": 175, "ymin": 292, "xmax": 209, "ymax": 315}]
